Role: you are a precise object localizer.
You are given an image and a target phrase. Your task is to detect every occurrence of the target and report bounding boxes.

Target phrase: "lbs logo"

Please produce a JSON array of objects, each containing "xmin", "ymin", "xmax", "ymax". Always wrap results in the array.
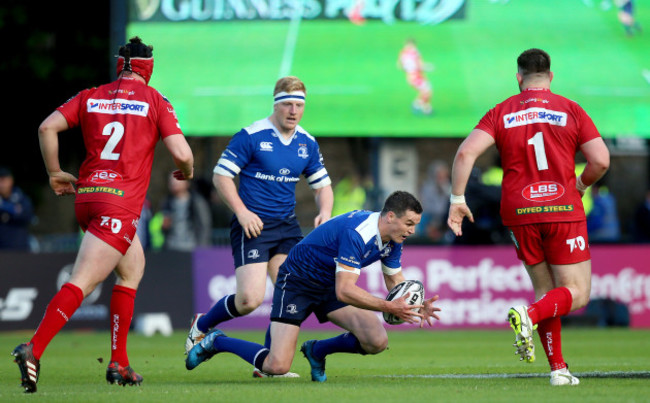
[
  {"xmin": 89, "ymin": 169, "xmax": 123, "ymax": 184},
  {"xmin": 522, "ymin": 181, "xmax": 564, "ymax": 202}
]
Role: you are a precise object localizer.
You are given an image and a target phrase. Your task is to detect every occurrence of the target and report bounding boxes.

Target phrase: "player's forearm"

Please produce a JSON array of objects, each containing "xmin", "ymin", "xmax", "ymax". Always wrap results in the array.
[
  {"xmin": 451, "ymin": 129, "xmax": 494, "ymax": 197},
  {"xmin": 38, "ymin": 112, "xmax": 69, "ymax": 174},
  {"xmin": 383, "ymin": 271, "xmax": 406, "ymax": 291},
  {"xmin": 336, "ymin": 282, "xmax": 390, "ymax": 312},
  {"xmin": 450, "ymin": 152, "xmax": 474, "ymax": 197},
  {"xmin": 38, "ymin": 126, "xmax": 62, "ymax": 174},
  {"xmin": 213, "ymin": 174, "xmax": 248, "ymax": 216},
  {"xmin": 314, "ymin": 185, "xmax": 333, "ymax": 218},
  {"xmin": 162, "ymin": 134, "xmax": 193, "ymax": 177},
  {"xmin": 164, "ymin": 135, "xmax": 194, "ymax": 178}
]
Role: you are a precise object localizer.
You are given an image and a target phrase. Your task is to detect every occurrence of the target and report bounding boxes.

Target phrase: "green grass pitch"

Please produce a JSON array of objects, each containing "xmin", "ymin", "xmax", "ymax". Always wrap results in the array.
[
  {"xmin": 128, "ymin": 0, "xmax": 650, "ymax": 137},
  {"xmin": 2, "ymin": 328, "xmax": 649, "ymax": 401}
]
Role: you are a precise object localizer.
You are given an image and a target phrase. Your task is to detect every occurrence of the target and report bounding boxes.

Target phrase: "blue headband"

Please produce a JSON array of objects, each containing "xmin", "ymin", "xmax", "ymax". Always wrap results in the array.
[{"xmin": 274, "ymin": 91, "xmax": 306, "ymax": 104}]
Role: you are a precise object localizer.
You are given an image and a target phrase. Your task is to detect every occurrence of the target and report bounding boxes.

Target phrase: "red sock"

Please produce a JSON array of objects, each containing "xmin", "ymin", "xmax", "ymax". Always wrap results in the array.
[
  {"xmin": 527, "ymin": 287, "xmax": 573, "ymax": 324},
  {"xmin": 31, "ymin": 283, "xmax": 84, "ymax": 359},
  {"xmin": 109, "ymin": 285, "xmax": 137, "ymax": 367},
  {"xmin": 537, "ymin": 317, "xmax": 566, "ymax": 371}
]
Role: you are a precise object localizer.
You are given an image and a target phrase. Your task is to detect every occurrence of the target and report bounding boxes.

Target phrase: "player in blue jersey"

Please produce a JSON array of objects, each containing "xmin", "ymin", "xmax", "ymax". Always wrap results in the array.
[
  {"xmin": 185, "ymin": 76, "xmax": 333, "ymax": 377},
  {"xmin": 186, "ymin": 191, "xmax": 442, "ymax": 381}
]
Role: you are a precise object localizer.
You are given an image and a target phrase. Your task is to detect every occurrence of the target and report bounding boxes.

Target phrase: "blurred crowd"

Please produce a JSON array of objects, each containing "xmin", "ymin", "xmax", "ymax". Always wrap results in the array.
[{"xmin": 3, "ymin": 162, "xmax": 650, "ymax": 252}]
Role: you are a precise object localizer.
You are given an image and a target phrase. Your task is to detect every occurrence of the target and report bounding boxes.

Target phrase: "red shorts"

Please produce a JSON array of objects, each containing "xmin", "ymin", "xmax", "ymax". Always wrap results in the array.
[
  {"xmin": 508, "ymin": 221, "xmax": 590, "ymax": 266},
  {"xmin": 75, "ymin": 202, "xmax": 139, "ymax": 255}
]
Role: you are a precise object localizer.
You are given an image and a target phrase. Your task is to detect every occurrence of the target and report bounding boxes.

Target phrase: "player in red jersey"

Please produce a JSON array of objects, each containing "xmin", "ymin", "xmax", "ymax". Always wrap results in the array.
[
  {"xmin": 398, "ymin": 38, "xmax": 434, "ymax": 116},
  {"xmin": 11, "ymin": 37, "xmax": 194, "ymax": 393},
  {"xmin": 447, "ymin": 49, "xmax": 610, "ymax": 386}
]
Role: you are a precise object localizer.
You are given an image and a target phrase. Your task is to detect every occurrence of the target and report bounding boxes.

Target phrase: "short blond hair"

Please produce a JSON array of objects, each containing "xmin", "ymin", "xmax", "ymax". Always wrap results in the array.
[{"xmin": 273, "ymin": 76, "xmax": 306, "ymax": 96}]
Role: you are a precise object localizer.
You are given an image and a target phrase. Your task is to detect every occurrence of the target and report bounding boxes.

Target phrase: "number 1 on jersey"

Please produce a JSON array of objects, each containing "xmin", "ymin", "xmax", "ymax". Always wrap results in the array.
[
  {"xmin": 528, "ymin": 131, "xmax": 548, "ymax": 171},
  {"xmin": 100, "ymin": 122, "xmax": 124, "ymax": 160}
]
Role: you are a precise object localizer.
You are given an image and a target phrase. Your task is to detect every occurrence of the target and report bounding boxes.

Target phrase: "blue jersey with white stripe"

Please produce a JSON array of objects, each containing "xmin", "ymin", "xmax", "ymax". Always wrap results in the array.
[
  {"xmin": 214, "ymin": 118, "xmax": 331, "ymax": 219},
  {"xmin": 283, "ymin": 210, "xmax": 403, "ymax": 286}
]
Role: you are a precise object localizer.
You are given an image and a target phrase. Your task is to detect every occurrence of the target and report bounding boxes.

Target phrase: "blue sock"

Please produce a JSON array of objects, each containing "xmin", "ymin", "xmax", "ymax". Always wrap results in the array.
[
  {"xmin": 213, "ymin": 336, "xmax": 269, "ymax": 369},
  {"xmin": 197, "ymin": 294, "xmax": 241, "ymax": 332},
  {"xmin": 312, "ymin": 332, "xmax": 366, "ymax": 360},
  {"xmin": 264, "ymin": 324, "xmax": 271, "ymax": 348}
]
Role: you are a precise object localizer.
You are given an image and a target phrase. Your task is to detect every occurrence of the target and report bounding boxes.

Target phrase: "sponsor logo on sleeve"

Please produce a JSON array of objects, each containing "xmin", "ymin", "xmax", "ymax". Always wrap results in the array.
[
  {"xmin": 504, "ymin": 107, "xmax": 567, "ymax": 128},
  {"xmin": 87, "ymin": 98, "xmax": 149, "ymax": 117},
  {"xmin": 339, "ymin": 255, "xmax": 360, "ymax": 266},
  {"xmin": 522, "ymin": 181, "xmax": 564, "ymax": 202}
]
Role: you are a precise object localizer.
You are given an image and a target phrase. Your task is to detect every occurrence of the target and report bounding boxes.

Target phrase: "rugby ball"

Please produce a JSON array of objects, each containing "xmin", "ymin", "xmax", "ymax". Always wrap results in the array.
[{"xmin": 383, "ymin": 280, "xmax": 425, "ymax": 325}]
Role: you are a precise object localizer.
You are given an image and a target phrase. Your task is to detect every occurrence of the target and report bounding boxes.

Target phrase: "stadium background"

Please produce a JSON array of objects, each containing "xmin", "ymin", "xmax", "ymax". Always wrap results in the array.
[
  {"xmin": 1, "ymin": 0, "xmax": 649, "ymax": 330},
  {"xmin": 1, "ymin": 2, "xmax": 650, "ymax": 399}
]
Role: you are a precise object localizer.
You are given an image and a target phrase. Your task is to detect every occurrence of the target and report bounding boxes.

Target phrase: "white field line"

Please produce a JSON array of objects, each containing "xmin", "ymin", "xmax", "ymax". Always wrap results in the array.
[
  {"xmin": 642, "ymin": 69, "xmax": 650, "ymax": 86},
  {"xmin": 374, "ymin": 371, "xmax": 650, "ymax": 379},
  {"xmin": 278, "ymin": 0, "xmax": 303, "ymax": 78}
]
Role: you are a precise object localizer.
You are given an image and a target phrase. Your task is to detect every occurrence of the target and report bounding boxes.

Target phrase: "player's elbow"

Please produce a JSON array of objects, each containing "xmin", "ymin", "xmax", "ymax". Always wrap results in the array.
[
  {"xmin": 592, "ymin": 154, "xmax": 610, "ymax": 175},
  {"xmin": 454, "ymin": 146, "xmax": 477, "ymax": 168},
  {"xmin": 334, "ymin": 288, "xmax": 349, "ymax": 304},
  {"xmin": 334, "ymin": 284, "xmax": 356, "ymax": 305}
]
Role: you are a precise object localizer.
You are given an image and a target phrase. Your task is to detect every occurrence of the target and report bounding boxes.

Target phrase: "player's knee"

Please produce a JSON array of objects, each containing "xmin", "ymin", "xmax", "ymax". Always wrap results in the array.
[
  {"xmin": 572, "ymin": 293, "xmax": 590, "ymax": 310},
  {"xmin": 361, "ymin": 334, "xmax": 389, "ymax": 355},
  {"xmin": 568, "ymin": 287, "xmax": 590, "ymax": 311},
  {"xmin": 235, "ymin": 294, "xmax": 264, "ymax": 314},
  {"xmin": 264, "ymin": 357, "xmax": 291, "ymax": 374}
]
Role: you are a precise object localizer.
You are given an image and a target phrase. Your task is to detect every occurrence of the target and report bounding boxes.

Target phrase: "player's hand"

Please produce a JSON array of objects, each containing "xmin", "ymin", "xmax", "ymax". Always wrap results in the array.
[
  {"xmin": 237, "ymin": 210, "xmax": 264, "ymax": 238},
  {"xmin": 419, "ymin": 295, "xmax": 442, "ymax": 328},
  {"xmin": 313, "ymin": 212, "xmax": 330, "ymax": 228},
  {"xmin": 172, "ymin": 168, "xmax": 193, "ymax": 181},
  {"xmin": 447, "ymin": 203, "xmax": 474, "ymax": 236},
  {"xmin": 388, "ymin": 292, "xmax": 425, "ymax": 325},
  {"xmin": 49, "ymin": 171, "xmax": 77, "ymax": 196}
]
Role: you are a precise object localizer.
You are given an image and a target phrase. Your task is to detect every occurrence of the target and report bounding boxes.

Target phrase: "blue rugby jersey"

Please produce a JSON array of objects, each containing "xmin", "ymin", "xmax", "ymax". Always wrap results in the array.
[
  {"xmin": 214, "ymin": 118, "xmax": 331, "ymax": 219},
  {"xmin": 283, "ymin": 210, "xmax": 403, "ymax": 286}
]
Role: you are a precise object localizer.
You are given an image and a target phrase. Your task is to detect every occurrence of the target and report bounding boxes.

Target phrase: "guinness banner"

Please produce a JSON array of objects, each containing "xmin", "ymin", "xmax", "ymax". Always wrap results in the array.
[{"xmin": 129, "ymin": 0, "xmax": 466, "ymax": 24}]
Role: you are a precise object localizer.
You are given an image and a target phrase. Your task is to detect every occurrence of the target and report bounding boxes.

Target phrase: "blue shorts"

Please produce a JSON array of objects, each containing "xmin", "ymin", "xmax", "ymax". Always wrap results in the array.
[
  {"xmin": 270, "ymin": 265, "xmax": 347, "ymax": 326},
  {"xmin": 230, "ymin": 216, "xmax": 303, "ymax": 268}
]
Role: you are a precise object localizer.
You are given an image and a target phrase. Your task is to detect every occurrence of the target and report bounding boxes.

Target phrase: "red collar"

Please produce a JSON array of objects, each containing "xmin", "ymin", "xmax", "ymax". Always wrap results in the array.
[{"xmin": 523, "ymin": 87, "xmax": 550, "ymax": 92}]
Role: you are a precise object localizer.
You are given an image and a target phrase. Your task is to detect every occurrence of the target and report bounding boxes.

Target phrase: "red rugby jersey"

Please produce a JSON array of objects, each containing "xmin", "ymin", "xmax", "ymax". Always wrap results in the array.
[
  {"xmin": 57, "ymin": 77, "xmax": 182, "ymax": 215},
  {"xmin": 475, "ymin": 88, "xmax": 601, "ymax": 226}
]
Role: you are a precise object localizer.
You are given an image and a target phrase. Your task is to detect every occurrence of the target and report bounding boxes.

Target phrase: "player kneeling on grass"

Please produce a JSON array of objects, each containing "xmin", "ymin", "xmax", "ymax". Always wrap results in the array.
[{"xmin": 186, "ymin": 191, "xmax": 441, "ymax": 381}]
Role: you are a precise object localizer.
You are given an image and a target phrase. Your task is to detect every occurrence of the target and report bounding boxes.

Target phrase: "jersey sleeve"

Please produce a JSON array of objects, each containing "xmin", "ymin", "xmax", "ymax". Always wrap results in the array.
[
  {"xmin": 303, "ymin": 141, "xmax": 331, "ymax": 189},
  {"xmin": 156, "ymin": 95, "xmax": 183, "ymax": 139},
  {"xmin": 56, "ymin": 91, "xmax": 86, "ymax": 128},
  {"xmin": 474, "ymin": 106, "xmax": 499, "ymax": 138},
  {"xmin": 381, "ymin": 242, "xmax": 403, "ymax": 270},
  {"xmin": 334, "ymin": 229, "xmax": 366, "ymax": 270},
  {"xmin": 213, "ymin": 129, "xmax": 253, "ymax": 178}
]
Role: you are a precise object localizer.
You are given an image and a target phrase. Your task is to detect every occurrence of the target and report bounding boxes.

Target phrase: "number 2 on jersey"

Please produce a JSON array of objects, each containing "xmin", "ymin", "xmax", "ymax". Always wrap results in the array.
[
  {"xmin": 527, "ymin": 131, "xmax": 548, "ymax": 171},
  {"xmin": 100, "ymin": 122, "xmax": 124, "ymax": 160}
]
